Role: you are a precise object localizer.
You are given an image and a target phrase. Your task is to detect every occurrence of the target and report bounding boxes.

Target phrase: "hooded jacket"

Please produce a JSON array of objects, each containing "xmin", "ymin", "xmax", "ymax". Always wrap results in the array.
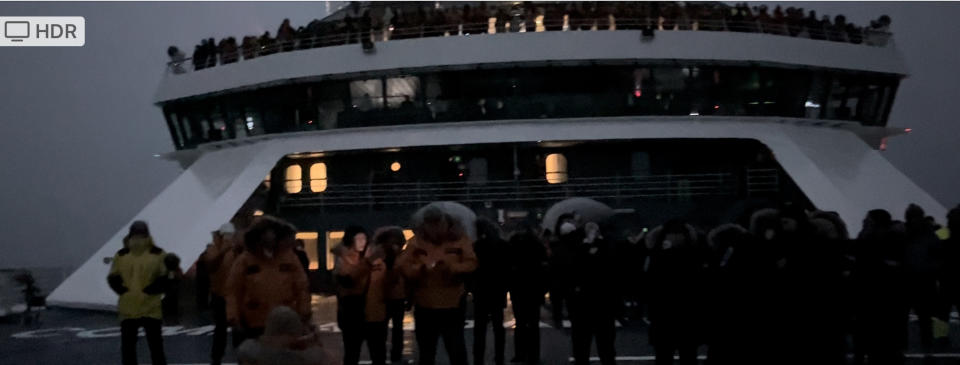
[
  {"xmin": 226, "ymin": 247, "xmax": 310, "ymax": 329},
  {"xmin": 397, "ymin": 235, "xmax": 477, "ymax": 309},
  {"xmin": 107, "ymin": 236, "xmax": 168, "ymax": 320}
]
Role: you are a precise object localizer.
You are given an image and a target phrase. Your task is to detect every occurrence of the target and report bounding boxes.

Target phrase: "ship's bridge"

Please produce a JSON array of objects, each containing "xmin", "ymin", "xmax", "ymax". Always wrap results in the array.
[{"xmin": 155, "ymin": 2, "xmax": 906, "ymax": 152}]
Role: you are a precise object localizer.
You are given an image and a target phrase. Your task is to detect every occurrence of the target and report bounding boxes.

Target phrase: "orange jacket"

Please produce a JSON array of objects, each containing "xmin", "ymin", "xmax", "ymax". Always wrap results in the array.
[
  {"xmin": 396, "ymin": 236, "xmax": 477, "ymax": 309},
  {"xmin": 201, "ymin": 242, "xmax": 240, "ymax": 297},
  {"xmin": 334, "ymin": 245, "xmax": 389, "ymax": 322},
  {"xmin": 226, "ymin": 248, "xmax": 310, "ymax": 329}
]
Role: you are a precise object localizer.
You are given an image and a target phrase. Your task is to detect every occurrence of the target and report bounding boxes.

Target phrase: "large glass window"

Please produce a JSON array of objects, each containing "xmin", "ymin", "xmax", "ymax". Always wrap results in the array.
[{"xmin": 162, "ymin": 64, "xmax": 900, "ymax": 150}]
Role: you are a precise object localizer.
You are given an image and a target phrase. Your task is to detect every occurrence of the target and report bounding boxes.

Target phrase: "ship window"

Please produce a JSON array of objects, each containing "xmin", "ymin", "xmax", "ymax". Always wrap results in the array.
[
  {"xmin": 285, "ymin": 165, "xmax": 303, "ymax": 194},
  {"xmin": 546, "ymin": 153, "xmax": 568, "ymax": 184},
  {"xmin": 325, "ymin": 231, "xmax": 345, "ymax": 271},
  {"xmin": 295, "ymin": 232, "xmax": 320, "ymax": 270},
  {"xmin": 350, "ymin": 79, "xmax": 383, "ymax": 111},
  {"xmin": 386, "ymin": 76, "xmax": 420, "ymax": 108},
  {"xmin": 309, "ymin": 163, "xmax": 328, "ymax": 193},
  {"xmin": 264, "ymin": 173, "xmax": 271, "ymax": 189}
]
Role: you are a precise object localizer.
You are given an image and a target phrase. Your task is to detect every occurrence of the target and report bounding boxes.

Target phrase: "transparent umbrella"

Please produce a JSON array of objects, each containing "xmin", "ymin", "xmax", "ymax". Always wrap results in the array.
[{"xmin": 412, "ymin": 201, "xmax": 477, "ymax": 241}]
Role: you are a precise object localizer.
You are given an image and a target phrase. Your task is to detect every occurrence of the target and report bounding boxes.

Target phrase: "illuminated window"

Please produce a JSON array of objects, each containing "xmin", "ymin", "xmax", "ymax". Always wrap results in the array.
[
  {"xmin": 546, "ymin": 153, "xmax": 568, "ymax": 184},
  {"xmin": 263, "ymin": 173, "xmax": 271, "ymax": 189},
  {"xmin": 253, "ymin": 210, "xmax": 264, "ymax": 216},
  {"xmin": 535, "ymin": 14, "xmax": 545, "ymax": 32},
  {"xmin": 325, "ymin": 231, "xmax": 345, "ymax": 271},
  {"xmin": 309, "ymin": 163, "xmax": 328, "ymax": 193},
  {"xmin": 296, "ymin": 232, "xmax": 320, "ymax": 270},
  {"xmin": 285, "ymin": 165, "xmax": 302, "ymax": 193}
]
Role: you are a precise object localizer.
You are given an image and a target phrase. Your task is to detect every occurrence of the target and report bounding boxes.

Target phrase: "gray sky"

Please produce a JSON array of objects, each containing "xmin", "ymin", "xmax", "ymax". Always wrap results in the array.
[{"xmin": 0, "ymin": 2, "xmax": 958, "ymax": 270}]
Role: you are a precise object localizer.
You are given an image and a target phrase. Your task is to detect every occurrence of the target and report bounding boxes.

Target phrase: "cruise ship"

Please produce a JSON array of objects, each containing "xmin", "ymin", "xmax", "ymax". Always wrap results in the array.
[{"xmin": 49, "ymin": 1, "xmax": 947, "ymax": 309}]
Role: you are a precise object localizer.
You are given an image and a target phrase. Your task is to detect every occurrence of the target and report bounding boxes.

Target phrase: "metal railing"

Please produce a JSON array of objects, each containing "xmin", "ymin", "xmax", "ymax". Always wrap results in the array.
[
  {"xmin": 166, "ymin": 17, "xmax": 891, "ymax": 75},
  {"xmin": 278, "ymin": 170, "xmax": 781, "ymax": 208}
]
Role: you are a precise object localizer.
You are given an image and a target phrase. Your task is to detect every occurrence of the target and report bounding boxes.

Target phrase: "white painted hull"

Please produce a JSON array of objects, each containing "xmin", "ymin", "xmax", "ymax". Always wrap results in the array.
[{"xmin": 48, "ymin": 117, "xmax": 944, "ymax": 309}]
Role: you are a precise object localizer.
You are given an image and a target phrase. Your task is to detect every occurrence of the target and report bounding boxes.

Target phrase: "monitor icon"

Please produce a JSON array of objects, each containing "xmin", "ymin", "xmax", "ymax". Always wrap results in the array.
[{"xmin": 4, "ymin": 21, "xmax": 30, "ymax": 42}]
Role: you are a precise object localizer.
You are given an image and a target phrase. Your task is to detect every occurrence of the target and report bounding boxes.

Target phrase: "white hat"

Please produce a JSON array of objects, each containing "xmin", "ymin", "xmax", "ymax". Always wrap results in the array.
[{"xmin": 219, "ymin": 223, "xmax": 236, "ymax": 234}]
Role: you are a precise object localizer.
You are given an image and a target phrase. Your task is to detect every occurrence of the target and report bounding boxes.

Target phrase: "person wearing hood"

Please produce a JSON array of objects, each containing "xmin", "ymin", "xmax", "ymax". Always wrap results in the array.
[
  {"xmin": 939, "ymin": 205, "xmax": 960, "ymax": 332},
  {"xmin": 566, "ymin": 221, "xmax": 620, "ymax": 365},
  {"xmin": 548, "ymin": 213, "xmax": 578, "ymax": 327},
  {"xmin": 372, "ymin": 226, "xmax": 409, "ymax": 364},
  {"xmin": 107, "ymin": 221, "xmax": 169, "ymax": 365},
  {"xmin": 645, "ymin": 219, "xmax": 703, "ymax": 365},
  {"xmin": 333, "ymin": 225, "xmax": 387, "ymax": 365},
  {"xmin": 508, "ymin": 223, "xmax": 548, "ymax": 365},
  {"xmin": 703, "ymin": 223, "xmax": 751, "ymax": 364},
  {"xmin": 852, "ymin": 209, "xmax": 907, "ymax": 365},
  {"xmin": 472, "ymin": 218, "xmax": 509, "ymax": 365},
  {"xmin": 902, "ymin": 203, "xmax": 941, "ymax": 351},
  {"xmin": 783, "ymin": 210, "xmax": 848, "ymax": 364},
  {"xmin": 236, "ymin": 306, "xmax": 327, "ymax": 365},
  {"xmin": 200, "ymin": 222, "xmax": 242, "ymax": 364},
  {"xmin": 396, "ymin": 208, "xmax": 477, "ymax": 365},
  {"xmin": 226, "ymin": 216, "xmax": 310, "ymax": 348}
]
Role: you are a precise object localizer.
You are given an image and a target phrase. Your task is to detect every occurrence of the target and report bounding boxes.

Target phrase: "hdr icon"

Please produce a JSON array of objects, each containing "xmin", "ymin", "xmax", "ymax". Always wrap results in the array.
[{"xmin": 0, "ymin": 16, "xmax": 85, "ymax": 46}]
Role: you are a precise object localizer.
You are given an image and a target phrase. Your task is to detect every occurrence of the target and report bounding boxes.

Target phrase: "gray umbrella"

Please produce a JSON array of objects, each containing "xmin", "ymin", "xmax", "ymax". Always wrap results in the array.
[
  {"xmin": 412, "ymin": 201, "xmax": 477, "ymax": 241},
  {"xmin": 541, "ymin": 197, "xmax": 614, "ymax": 231}
]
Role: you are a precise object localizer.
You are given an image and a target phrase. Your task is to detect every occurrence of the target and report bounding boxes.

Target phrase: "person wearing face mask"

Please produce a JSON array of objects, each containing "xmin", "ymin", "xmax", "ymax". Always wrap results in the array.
[
  {"xmin": 226, "ymin": 216, "xmax": 311, "ymax": 348},
  {"xmin": 107, "ymin": 220, "xmax": 169, "ymax": 365},
  {"xmin": 568, "ymin": 221, "xmax": 620, "ymax": 365},
  {"xmin": 645, "ymin": 219, "xmax": 703, "ymax": 365}
]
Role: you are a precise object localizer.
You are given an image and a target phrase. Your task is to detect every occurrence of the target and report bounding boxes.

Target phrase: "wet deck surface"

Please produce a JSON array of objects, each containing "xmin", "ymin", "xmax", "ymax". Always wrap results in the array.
[{"xmin": 3, "ymin": 295, "xmax": 960, "ymax": 364}]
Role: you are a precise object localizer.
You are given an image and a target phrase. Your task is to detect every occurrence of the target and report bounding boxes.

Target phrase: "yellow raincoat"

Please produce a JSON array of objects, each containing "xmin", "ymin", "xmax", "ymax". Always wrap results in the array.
[{"xmin": 107, "ymin": 236, "xmax": 168, "ymax": 320}]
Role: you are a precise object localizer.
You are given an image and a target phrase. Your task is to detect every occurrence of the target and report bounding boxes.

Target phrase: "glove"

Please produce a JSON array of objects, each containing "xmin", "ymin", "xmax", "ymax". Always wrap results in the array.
[
  {"xmin": 107, "ymin": 274, "xmax": 128, "ymax": 295},
  {"xmin": 142, "ymin": 276, "xmax": 169, "ymax": 295}
]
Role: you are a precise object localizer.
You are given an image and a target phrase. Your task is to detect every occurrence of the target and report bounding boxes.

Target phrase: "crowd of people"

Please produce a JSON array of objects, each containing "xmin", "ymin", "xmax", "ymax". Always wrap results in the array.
[
  {"xmin": 107, "ymin": 199, "xmax": 960, "ymax": 365},
  {"xmin": 166, "ymin": 1, "xmax": 894, "ymax": 74}
]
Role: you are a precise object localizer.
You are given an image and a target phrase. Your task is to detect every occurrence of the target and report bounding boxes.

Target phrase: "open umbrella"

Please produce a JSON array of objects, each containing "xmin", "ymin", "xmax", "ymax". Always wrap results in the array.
[
  {"xmin": 541, "ymin": 197, "xmax": 614, "ymax": 231},
  {"xmin": 412, "ymin": 201, "xmax": 477, "ymax": 241}
]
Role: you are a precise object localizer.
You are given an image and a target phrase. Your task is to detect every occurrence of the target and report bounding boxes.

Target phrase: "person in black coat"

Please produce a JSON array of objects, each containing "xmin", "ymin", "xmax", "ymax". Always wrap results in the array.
[
  {"xmin": 902, "ymin": 203, "xmax": 941, "ymax": 351},
  {"xmin": 646, "ymin": 219, "xmax": 702, "ymax": 365},
  {"xmin": 548, "ymin": 213, "xmax": 577, "ymax": 327},
  {"xmin": 472, "ymin": 218, "xmax": 509, "ymax": 365},
  {"xmin": 509, "ymin": 223, "xmax": 549, "ymax": 365},
  {"xmin": 568, "ymin": 222, "xmax": 620, "ymax": 365},
  {"xmin": 939, "ymin": 205, "xmax": 960, "ymax": 328},
  {"xmin": 852, "ymin": 209, "xmax": 907, "ymax": 365}
]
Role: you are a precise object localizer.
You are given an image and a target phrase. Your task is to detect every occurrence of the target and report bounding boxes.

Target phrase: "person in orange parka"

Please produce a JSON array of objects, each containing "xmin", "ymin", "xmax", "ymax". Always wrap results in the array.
[
  {"xmin": 333, "ymin": 225, "xmax": 389, "ymax": 365},
  {"xmin": 226, "ymin": 216, "xmax": 311, "ymax": 347},
  {"xmin": 397, "ymin": 208, "xmax": 478, "ymax": 365},
  {"xmin": 373, "ymin": 226, "xmax": 409, "ymax": 363}
]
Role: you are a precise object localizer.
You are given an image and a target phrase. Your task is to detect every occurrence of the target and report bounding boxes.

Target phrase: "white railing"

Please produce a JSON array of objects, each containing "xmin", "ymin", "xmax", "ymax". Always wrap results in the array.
[{"xmin": 166, "ymin": 17, "xmax": 891, "ymax": 75}]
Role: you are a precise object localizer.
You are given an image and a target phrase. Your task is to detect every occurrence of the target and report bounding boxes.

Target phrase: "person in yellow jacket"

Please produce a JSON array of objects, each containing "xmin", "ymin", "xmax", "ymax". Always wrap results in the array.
[{"xmin": 106, "ymin": 220, "xmax": 169, "ymax": 365}]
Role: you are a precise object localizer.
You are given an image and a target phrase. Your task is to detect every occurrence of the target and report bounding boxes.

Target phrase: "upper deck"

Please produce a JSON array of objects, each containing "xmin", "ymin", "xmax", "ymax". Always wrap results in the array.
[{"xmin": 157, "ymin": 2, "xmax": 902, "ymax": 103}]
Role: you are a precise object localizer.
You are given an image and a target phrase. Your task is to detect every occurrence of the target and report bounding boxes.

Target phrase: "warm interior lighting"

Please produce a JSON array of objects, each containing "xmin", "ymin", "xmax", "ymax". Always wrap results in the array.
[
  {"xmin": 263, "ymin": 173, "xmax": 271, "ymax": 189},
  {"xmin": 285, "ymin": 165, "xmax": 302, "ymax": 193},
  {"xmin": 325, "ymin": 231, "xmax": 345, "ymax": 270},
  {"xmin": 296, "ymin": 232, "xmax": 320, "ymax": 270},
  {"xmin": 253, "ymin": 210, "xmax": 264, "ymax": 216},
  {"xmin": 309, "ymin": 162, "xmax": 328, "ymax": 193},
  {"xmin": 545, "ymin": 153, "xmax": 568, "ymax": 184},
  {"xmin": 289, "ymin": 152, "xmax": 325, "ymax": 159},
  {"xmin": 403, "ymin": 230, "xmax": 414, "ymax": 240},
  {"xmin": 391, "ymin": 161, "xmax": 402, "ymax": 172}
]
